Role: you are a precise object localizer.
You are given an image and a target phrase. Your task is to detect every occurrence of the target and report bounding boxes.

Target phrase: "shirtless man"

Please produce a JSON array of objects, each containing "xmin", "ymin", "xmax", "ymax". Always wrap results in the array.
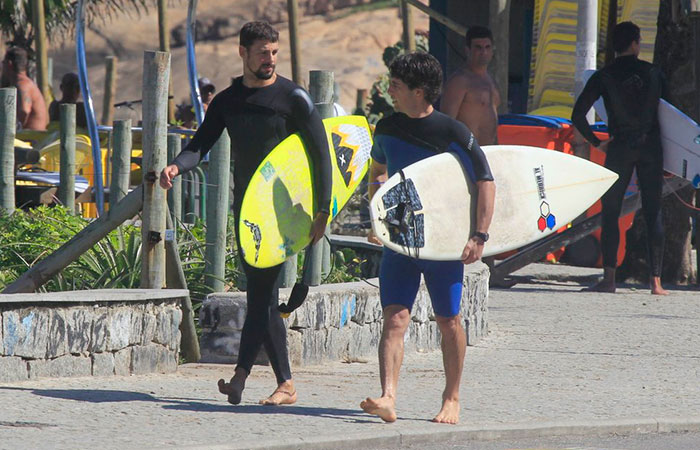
[
  {"xmin": 1, "ymin": 47, "xmax": 48, "ymax": 131},
  {"xmin": 440, "ymin": 26, "xmax": 500, "ymax": 145}
]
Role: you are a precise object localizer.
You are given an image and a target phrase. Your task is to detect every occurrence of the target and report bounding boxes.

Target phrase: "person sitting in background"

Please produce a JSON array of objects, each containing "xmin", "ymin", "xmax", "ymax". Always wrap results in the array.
[
  {"xmin": 48, "ymin": 72, "xmax": 88, "ymax": 129},
  {"xmin": 175, "ymin": 77, "xmax": 217, "ymax": 128},
  {"xmin": 198, "ymin": 77, "xmax": 216, "ymax": 112}
]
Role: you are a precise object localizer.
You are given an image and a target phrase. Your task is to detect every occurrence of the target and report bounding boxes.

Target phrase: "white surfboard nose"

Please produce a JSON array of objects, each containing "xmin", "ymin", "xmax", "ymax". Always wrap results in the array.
[{"xmin": 371, "ymin": 145, "xmax": 621, "ymax": 260}]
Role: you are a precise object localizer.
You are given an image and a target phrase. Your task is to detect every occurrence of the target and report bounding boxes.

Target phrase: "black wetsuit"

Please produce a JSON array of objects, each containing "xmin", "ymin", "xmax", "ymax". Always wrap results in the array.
[
  {"xmin": 572, "ymin": 55, "xmax": 667, "ymax": 276},
  {"xmin": 172, "ymin": 75, "xmax": 332, "ymax": 383},
  {"xmin": 48, "ymin": 100, "xmax": 88, "ymax": 129}
]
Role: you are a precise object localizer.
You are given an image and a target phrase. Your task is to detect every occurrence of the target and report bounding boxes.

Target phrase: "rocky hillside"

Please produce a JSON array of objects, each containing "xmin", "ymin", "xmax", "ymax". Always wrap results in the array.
[{"xmin": 47, "ymin": 1, "xmax": 429, "ymax": 120}]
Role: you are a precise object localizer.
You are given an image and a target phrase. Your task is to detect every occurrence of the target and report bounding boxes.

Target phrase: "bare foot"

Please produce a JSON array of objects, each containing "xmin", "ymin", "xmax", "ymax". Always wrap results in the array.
[
  {"xmin": 360, "ymin": 396, "xmax": 397, "ymax": 423},
  {"xmin": 260, "ymin": 381, "xmax": 297, "ymax": 406},
  {"xmin": 581, "ymin": 280, "xmax": 616, "ymax": 293},
  {"xmin": 218, "ymin": 373, "xmax": 245, "ymax": 405},
  {"xmin": 433, "ymin": 398, "xmax": 460, "ymax": 424},
  {"xmin": 650, "ymin": 277, "xmax": 669, "ymax": 296}
]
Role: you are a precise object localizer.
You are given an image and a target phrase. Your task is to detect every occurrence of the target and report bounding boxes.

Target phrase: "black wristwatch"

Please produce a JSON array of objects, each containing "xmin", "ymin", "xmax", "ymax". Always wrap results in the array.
[{"xmin": 473, "ymin": 231, "xmax": 489, "ymax": 243}]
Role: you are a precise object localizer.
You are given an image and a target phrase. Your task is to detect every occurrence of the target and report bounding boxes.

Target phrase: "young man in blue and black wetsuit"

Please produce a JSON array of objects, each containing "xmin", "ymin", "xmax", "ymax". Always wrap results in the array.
[
  {"xmin": 160, "ymin": 22, "xmax": 332, "ymax": 405},
  {"xmin": 362, "ymin": 52, "xmax": 496, "ymax": 424},
  {"xmin": 572, "ymin": 21, "xmax": 668, "ymax": 295}
]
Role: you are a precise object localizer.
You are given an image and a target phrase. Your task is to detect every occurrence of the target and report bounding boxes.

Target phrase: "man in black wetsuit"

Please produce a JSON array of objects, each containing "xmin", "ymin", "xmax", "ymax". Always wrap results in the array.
[
  {"xmin": 572, "ymin": 21, "xmax": 668, "ymax": 295},
  {"xmin": 160, "ymin": 21, "xmax": 332, "ymax": 405},
  {"xmin": 361, "ymin": 52, "xmax": 495, "ymax": 424}
]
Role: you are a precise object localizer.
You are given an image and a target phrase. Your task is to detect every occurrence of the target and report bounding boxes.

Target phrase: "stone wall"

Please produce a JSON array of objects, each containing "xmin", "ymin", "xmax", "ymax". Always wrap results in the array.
[
  {"xmin": 200, "ymin": 262, "xmax": 489, "ymax": 366},
  {"xmin": 0, "ymin": 289, "xmax": 186, "ymax": 382}
]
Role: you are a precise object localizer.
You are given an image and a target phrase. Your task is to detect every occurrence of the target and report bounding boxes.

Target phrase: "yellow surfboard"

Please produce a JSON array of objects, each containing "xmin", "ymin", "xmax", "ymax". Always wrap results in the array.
[{"xmin": 239, "ymin": 115, "xmax": 373, "ymax": 268}]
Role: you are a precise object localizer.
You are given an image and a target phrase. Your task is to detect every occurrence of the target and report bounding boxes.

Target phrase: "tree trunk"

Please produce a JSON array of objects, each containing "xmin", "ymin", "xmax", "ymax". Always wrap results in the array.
[
  {"xmin": 489, "ymin": 0, "xmax": 510, "ymax": 114},
  {"xmin": 617, "ymin": 0, "xmax": 697, "ymax": 285}
]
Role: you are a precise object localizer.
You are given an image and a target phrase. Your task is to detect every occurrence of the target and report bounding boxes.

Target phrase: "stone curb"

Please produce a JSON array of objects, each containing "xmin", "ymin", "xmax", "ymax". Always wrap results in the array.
[{"xmin": 175, "ymin": 416, "xmax": 700, "ymax": 449}]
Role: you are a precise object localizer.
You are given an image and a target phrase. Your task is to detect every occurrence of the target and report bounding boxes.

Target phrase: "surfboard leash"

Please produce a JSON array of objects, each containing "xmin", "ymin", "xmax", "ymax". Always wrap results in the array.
[{"xmin": 663, "ymin": 177, "xmax": 700, "ymax": 214}]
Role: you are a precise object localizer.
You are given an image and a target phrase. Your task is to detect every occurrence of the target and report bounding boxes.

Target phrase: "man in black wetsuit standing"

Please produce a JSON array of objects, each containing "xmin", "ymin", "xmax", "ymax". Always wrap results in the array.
[
  {"xmin": 160, "ymin": 21, "xmax": 333, "ymax": 405},
  {"xmin": 572, "ymin": 21, "xmax": 668, "ymax": 295}
]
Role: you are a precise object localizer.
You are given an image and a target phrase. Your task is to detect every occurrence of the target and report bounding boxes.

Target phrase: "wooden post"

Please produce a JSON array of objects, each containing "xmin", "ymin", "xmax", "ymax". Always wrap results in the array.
[
  {"xmin": 604, "ymin": 0, "xmax": 618, "ymax": 66},
  {"xmin": 287, "ymin": 0, "xmax": 303, "ymax": 85},
  {"xmin": 574, "ymin": 0, "xmax": 598, "ymax": 123},
  {"xmin": 354, "ymin": 89, "xmax": 369, "ymax": 115},
  {"xmin": 0, "ymin": 88, "xmax": 16, "ymax": 214},
  {"xmin": 406, "ymin": 0, "xmax": 466, "ymax": 35},
  {"xmin": 183, "ymin": 172, "xmax": 196, "ymax": 224},
  {"xmin": 140, "ymin": 51, "xmax": 170, "ymax": 289},
  {"xmin": 158, "ymin": 0, "xmax": 176, "ymax": 123},
  {"xmin": 158, "ymin": 0, "xmax": 170, "ymax": 56},
  {"xmin": 692, "ymin": 10, "xmax": 700, "ymax": 284},
  {"xmin": 165, "ymin": 211, "xmax": 201, "ymax": 362},
  {"xmin": 193, "ymin": 166, "xmax": 207, "ymax": 220},
  {"xmin": 693, "ymin": 11, "xmax": 700, "ymax": 123},
  {"xmin": 302, "ymin": 70, "xmax": 334, "ymax": 286},
  {"xmin": 489, "ymin": 0, "xmax": 511, "ymax": 114},
  {"xmin": 111, "ymin": 119, "xmax": 132, "ymax": 205},
  {"xmin": 2, "ymin": 186, "xmax": 144, "ymax": 293},
  {"xmin": 278, "ymin": 255, "xmax": 297, "ymax": 288},
  {"xmin": 31, "ymin": 0, "xmax": 50, "ymax": 105},
  {"xmin": 58, "ymin": 104, "xmax": 76, "ymax": 212},
  {"xmin": 47, "ymin": 57, "xmax": 54, "ymax": 99},
  {"xmin": 102, "ymin": 56, "xmax": 118, "ymax": 126},
  {"xmin": 571, "ymin": 0, "xmax": 598, "ymax": 160},
  {"xmin": 167, "ymin": 133, "xmax": 182, "ymax": 227},
  {"xmin": 47, "ymin": 57, "xmax": 53, "ymax": 86},
  {"xmin": 400, "ymin": 0, "xmax": 416, "ymax": 52},
  {"xmin": 204, "ymin": 133, "xmax": 231, "ymax": 292}
]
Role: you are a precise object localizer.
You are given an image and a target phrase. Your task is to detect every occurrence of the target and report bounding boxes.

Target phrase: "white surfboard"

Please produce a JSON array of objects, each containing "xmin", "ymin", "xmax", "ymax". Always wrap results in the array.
[
  {"xmin": 369, "ymin": 145, "xmax": 618, "ymax": 260},
  {"xmin": 583, "ymin": 69, "xmax": 700, "ymax": 188}
]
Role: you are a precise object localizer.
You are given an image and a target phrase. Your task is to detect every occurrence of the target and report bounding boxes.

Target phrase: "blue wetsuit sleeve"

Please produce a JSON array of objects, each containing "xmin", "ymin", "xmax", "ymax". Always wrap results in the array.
[
  {"xmin": 451, "ymin": 122, "xmax": 494, "ymax": 183},
  {"xmin": 370, "ymin": 120, "xmax": 388, "ymax": 164},
  {"xmin": 370, "ymin": 138, "xmax": 387, "ymax": 164},
  {"xmin": 571, "ymin": 72, "xmax": 603, "ymax": 147},
  {"xmin": 171, "ymin": 93, "xmax": 226, "ymax": 175}
]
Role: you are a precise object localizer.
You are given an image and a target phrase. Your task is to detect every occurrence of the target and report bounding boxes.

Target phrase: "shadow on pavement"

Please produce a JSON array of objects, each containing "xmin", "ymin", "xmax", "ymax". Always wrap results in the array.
[
  {"xmin": 162, "ymin": 401, "xmax": 376, "ymax": 422},
  {"xmin": 0, "ymin": 387, "xmax": 376, "ymax": 423},
  {"xmin": 0, "ymin": 387, "xmax": 159, "ymax": 403}
]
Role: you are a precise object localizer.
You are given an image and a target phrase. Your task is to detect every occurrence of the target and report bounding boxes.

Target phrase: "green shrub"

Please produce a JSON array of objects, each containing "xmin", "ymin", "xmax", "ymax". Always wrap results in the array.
[
  {"xmin": 0, "ymin": 207, "xmax": 367, "ymax": 296},
  {"xmin": 366, "ymin": 33, "xmax": 430, "ymax": 124}
]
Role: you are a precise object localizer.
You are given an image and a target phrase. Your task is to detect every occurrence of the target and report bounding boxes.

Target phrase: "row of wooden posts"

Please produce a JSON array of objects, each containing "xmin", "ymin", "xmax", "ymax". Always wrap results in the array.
[{"xmin": 0, "ymin": 50, "xmax": 344, "ymax": 362}]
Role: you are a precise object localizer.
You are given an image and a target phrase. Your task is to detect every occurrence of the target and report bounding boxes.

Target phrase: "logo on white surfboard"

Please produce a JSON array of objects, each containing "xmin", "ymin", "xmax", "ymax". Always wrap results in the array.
[{"xmin": 534, "ymin": 166, "xmax": 556, "ymax": 232}]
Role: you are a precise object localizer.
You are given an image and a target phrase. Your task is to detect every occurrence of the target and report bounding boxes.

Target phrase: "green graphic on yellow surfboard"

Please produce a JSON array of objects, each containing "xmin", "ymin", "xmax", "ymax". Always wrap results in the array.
[{"xmin": 239, "ymin": 115, "xmax": 373, "ymax": 268}]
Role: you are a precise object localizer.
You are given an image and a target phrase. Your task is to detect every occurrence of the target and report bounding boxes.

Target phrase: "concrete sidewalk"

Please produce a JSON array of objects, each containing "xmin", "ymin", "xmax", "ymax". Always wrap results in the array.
[{"xmin": 1, "ymin": 263, "xmax": 699, "ymax": 449}]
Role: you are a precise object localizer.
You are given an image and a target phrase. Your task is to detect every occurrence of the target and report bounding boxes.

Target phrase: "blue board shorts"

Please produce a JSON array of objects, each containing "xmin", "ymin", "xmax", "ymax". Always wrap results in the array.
[{"xmin": 379, "ymin": 248, "xmax": 463, "ymax": 317}]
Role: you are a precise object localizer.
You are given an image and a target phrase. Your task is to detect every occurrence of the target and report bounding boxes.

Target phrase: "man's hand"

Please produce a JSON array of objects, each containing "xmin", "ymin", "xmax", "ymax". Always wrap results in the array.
[
  {"xmin": 461, "ymin": 236, "xmax": 485, "ymax": 265},
  {"xmin": 598, "ymin": 137, "xmax": 614, "ymax": 153},
  {"xmin": 309, "ymin": 212, "xmax": 329, "ymax": 245},
  {"xmin": 159, "ymin": 164, "xmax": 179, "ymax": 189},
  {"xmin": 367, "ymin": 229, "xmax": 382, "ymax": 245}
]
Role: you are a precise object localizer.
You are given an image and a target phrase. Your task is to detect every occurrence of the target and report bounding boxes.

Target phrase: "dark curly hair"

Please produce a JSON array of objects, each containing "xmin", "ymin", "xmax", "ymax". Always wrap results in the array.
[
  {"xmin": 612, "ymin": 21, "xmax": 640, "ymax": 54},
  {"xmin": 240, "ymin": 21, "xmax": 279, "ymax": 49},
  {"xmin": 389, "ymin": 52, "xmax": 443, "ymax": 105},
  {"xmin": 465, "ymin": 26, "xmax": 493, "ymax": 48},
  {"xmin": 4, "ymin": 47, "xmax": 29, "ymax": 71}
]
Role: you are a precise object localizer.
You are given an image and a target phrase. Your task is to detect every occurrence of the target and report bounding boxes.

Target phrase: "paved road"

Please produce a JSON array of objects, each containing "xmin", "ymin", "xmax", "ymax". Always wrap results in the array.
[
  {"xmin": 1, "ymin": 263, "xmax": 699, "ymax": 449},
  {"xmin": 394, "ymin": 430, "xmax": 700, "ymax": 450}
]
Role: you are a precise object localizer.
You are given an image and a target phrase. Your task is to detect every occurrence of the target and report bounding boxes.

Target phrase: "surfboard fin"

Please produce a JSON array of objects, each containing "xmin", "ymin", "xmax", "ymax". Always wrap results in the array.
[{"xmin": 278, "ymin": 282, "xmax": 309, "ymax": 318}]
